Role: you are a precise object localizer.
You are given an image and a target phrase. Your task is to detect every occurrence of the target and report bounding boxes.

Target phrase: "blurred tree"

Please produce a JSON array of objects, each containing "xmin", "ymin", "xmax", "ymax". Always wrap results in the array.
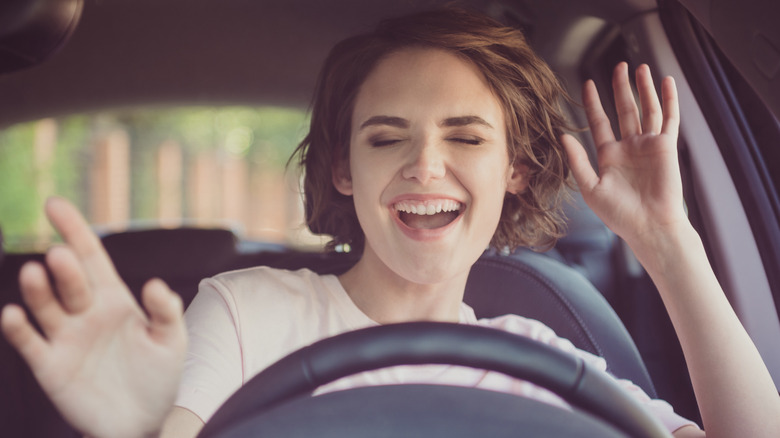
[{"xmin": 0, "ymin": 123, "xmax": 39, "ymax": 250}]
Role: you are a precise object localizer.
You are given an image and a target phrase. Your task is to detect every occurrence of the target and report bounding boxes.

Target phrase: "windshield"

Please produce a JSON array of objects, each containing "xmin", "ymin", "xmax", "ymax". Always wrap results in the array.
[{"xmin": 0, "ymin": 106, "xmax": 325, "ymax": 252}]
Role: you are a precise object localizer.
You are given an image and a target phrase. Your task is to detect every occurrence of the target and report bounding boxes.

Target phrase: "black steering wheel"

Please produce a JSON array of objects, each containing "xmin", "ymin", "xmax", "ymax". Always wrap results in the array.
[{"xmin": 197, "ymin": 322, "xmax": 671, "ymax": 438}]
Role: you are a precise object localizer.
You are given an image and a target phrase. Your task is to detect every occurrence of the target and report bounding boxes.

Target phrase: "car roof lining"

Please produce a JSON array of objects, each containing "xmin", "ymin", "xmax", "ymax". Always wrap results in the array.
[{"xmin": 0, "ymin": 0, "xmax": 655, "ymax": 128}]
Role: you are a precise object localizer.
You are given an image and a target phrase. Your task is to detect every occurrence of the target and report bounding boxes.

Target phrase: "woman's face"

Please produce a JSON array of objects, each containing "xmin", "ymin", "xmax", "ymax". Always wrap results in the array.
[{"xmin": 334, "ymin": 47, "xmax": 527, "ymax": 285}]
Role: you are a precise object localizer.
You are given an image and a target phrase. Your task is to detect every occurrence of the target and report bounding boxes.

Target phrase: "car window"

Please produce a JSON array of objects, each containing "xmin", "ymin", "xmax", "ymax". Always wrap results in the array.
[{"xmin": 0, "ymin": 106, "xmax": 324, "ymax": 253}]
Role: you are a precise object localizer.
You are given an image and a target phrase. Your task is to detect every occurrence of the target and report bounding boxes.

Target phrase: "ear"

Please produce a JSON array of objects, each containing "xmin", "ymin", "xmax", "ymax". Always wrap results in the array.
[
  {"xmin": 332, "ymin": 158, "xmax": 353, "ymax": 196},
  {"xmin": 506, "ymin": 162, "xmax": 529, "ymax": 195}
]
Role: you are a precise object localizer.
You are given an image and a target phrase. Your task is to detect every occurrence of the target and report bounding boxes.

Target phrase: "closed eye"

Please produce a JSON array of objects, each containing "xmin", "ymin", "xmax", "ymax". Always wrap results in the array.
[
  {"xmin": 370, "ymin": 138, "xmax": 403, "ymax": 147},
  {"xmin": 448, "ymin": 137, "xmax": 483, "ymax": 146}
]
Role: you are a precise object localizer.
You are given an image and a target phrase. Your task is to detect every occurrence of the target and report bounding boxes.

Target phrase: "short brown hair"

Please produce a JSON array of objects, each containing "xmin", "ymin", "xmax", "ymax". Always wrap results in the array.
[{"xmin": 291, "ymin": 7, "xmax": 572, "ymax": 252}]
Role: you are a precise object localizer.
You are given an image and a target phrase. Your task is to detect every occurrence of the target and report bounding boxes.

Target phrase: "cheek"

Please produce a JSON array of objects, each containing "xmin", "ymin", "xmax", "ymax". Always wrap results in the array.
[
  {"xmin": 348, "ymin": 154, "xmax": 390, "ymax": 207},
  {"xmin": 461, "ymin": 165, "xmax": 510, "ymax": 215},
  {"xmin": 466, "ymin": 152, "xmax": 513, "ymax": 190},
  {"xmin": 471, "ymin": 158, "xmax": 514, "ymax": 221}
]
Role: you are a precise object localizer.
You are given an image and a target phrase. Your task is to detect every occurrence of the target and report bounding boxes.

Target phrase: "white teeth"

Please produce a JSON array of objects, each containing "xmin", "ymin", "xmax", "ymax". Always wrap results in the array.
[{"xmin": 394, "ymin": 200, "xmax": 461, "ymax": 216}]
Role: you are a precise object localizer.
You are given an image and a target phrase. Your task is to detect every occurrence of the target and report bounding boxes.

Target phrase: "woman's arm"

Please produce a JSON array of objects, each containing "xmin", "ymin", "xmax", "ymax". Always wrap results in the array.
[
  {"xmin": 562, "ymin": 62, "xmax": 780, "ymax": 437},
  {"xmin": 0, "ymin": 197, "xmax": 188, "ymax": 438},
  {"xmin": 160, "ymin": 407, "xmax": 205, "ymax": 438}
]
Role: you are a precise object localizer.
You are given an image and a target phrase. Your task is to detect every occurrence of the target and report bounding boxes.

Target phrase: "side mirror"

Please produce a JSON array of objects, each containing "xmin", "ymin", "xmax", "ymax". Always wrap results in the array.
[{"xmin": 0, "ymin": 0, "xmax": 84, "ymax": 74}]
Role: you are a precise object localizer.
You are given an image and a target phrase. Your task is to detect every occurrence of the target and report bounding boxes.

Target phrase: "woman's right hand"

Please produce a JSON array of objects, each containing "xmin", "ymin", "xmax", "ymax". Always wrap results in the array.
[{"xmin": 1, "ymin": 197, "xmax": 187, "ymax": 438}]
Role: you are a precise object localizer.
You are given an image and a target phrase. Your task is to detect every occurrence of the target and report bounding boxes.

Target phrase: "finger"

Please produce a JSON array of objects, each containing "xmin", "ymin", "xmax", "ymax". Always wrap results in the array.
[
  {"xmin": 141, "ymin": 279, "xmax": 185, "ymax": 345},
  {"xmin": 660, "ymin": 76, "xmax": 680, "ymax": 138},
  {"xmin": 561, "ymin": 134, "xmax": 600, "ymax": 193},
  {"xmin": 46, "ymin": 246, "xmax": 93, "ymax": 314},
  {"xmin": 612, "ymin": 62, "xmax": 642, "ymax": 138},
  {"xmin": 1, "ymin": 304, "xmax": 51, "ymax": 370},
  {"xmin": 636, "ymin": 64, "xmax": 662, "ymax": 135},
  {"xmin": 45, "ymin": 197, "xmax": 120, "ymax": 287},
  {"xmin": 582, "ymin": 80, "xmax": 616, "ymax": 147},
  {"xmin": 19, "ymin": 262, "xmax": 66, "ymax": 336}
]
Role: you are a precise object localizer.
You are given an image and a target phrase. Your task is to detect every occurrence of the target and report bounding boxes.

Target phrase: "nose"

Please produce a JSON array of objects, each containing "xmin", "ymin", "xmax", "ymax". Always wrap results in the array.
[{"xmin": 401, "ymin": 137, "xmax": 446, "ymax": 183}]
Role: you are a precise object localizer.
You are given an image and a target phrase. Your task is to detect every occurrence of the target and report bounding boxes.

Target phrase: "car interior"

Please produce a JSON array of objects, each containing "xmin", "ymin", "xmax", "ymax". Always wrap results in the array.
[{"xmin": 1, "ymin": 0, "xmax": 779, "ymax": 436}]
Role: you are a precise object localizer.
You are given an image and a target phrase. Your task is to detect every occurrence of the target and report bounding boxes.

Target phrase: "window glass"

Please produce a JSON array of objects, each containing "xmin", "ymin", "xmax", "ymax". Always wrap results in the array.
[{"xmin": 0, "ymin": 106, "xmax": 325, "ymax": 252}]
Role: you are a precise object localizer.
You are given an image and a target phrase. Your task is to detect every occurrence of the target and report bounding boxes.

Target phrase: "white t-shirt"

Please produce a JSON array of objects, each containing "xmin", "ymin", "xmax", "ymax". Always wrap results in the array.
[{"xmin": 175, "ymin": 266, "xmax": 696, "ymax": 433}]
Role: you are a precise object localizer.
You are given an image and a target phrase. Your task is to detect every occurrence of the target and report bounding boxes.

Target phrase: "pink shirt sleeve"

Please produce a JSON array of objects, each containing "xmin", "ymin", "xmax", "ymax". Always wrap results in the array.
[{"xmin": 174, "ymin": 278, "xmax": 244, "ymax": 423}]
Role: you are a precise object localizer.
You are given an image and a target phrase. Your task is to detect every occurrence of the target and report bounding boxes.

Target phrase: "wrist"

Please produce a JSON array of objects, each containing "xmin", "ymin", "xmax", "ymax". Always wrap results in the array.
[{"xmin": 623, "ymin": 220, "xmax": 704, "ymax": 276}]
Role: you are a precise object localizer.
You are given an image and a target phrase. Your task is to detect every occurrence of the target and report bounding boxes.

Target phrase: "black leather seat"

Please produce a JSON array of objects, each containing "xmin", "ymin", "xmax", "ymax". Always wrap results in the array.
[
  {"xmin": 101, "ymin": 225, "xmax": 655, "ymax": 397},
  {"xmin": 519, "ymin": 191, "xmax": 620, "ymax": 304},
  {"xmin": 102, "ymin": 228, "xmax": 239, "ymax": 306},
  {"xmin": 465, "ymin": 249, "xmax": 656, "ymax": 398},
  {"xmin": 99, "ymin": 226, "xmax": 655, "ymax": 397}
]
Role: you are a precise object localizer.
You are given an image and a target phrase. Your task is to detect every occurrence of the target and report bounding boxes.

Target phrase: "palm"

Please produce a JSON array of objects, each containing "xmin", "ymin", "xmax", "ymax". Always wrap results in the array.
[
  {"xmin": 562, "ymin": 63, "xmax": 686, "ymax": 245},
  {"xmin": 1, "ymin": 198, "xmax": 186, "ymax": 438},
  {"xmin": 39, "ymin": 294, "xmax": 180, "ymax": 436}
]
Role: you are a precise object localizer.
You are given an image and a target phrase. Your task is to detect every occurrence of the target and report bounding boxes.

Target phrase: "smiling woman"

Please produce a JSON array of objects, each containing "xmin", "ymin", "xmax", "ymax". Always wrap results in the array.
[{"xmin": 2, "ymin": 5, "xmax": 780, "ymax": 438}]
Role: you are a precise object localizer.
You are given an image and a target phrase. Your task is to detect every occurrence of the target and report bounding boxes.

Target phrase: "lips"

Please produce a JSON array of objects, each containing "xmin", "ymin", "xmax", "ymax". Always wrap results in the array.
[{"xmin": 393, "ymin": 199, "xmax": 462, "ymax": 230}]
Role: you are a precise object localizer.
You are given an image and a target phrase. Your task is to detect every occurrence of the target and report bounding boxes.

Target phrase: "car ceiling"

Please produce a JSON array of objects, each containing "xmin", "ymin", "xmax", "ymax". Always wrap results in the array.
[{"xmin": 0, "ymin": 0, "xmax": 658, "ymax": 129}]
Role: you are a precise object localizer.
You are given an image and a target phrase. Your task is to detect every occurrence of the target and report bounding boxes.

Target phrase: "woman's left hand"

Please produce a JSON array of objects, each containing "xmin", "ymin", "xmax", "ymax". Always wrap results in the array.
[
  {"xmin": 564, "ymin": 64, "xmax": 780, "ymax": 438},
  {"xmin": 562, "ymin": 62, "xmax": 688, "ymax": 251}
]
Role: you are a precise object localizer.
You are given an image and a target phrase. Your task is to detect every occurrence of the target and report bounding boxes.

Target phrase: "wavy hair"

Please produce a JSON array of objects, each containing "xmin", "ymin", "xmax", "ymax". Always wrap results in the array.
[{"xmin": 291, "ymin": 7, "xmax": 573, "ymax": 252}]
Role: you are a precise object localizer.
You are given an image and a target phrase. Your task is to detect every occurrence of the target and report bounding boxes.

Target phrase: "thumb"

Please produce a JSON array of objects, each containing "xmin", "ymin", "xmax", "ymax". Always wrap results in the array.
[{"xmin": 561, "ymin": 134, "xmax": 599, "ymax": 193}]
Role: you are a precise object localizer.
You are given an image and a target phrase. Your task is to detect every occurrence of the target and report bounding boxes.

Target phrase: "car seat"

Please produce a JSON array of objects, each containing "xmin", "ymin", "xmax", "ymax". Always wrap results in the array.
[
  {"xmin": 101, "ymin": 227, "xmax": 239, "ymax": 304},
  {"xmin": 516, "ymin": 191, "xmax": 620, "ymax": 305},
  {"xmin": 98, "ymin": 226, "xmax": 655, "ymax": 397},
  {"xmin": 465, "ymin": 249, "xmax": 656, "ymax": 398}
]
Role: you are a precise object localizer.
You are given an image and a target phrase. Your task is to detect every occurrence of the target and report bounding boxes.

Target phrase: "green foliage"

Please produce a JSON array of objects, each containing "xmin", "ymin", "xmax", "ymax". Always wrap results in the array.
[
  {"xmin": 0, "ymin": 124, "xmax": 40, "ymax": 250},
  {"xmin": 116, "ymin": 106, "xmax": 308, "ymax": 163},
  {"xmin": 54, "ymin": 116, "xmax": 91, "ymax": 208}
]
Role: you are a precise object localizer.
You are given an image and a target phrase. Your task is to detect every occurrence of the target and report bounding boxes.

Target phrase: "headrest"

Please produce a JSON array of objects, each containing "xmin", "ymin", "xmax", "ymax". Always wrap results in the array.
[{"xmin": 102, "ymin": 227, "xmax": 238, "ymax": 280}]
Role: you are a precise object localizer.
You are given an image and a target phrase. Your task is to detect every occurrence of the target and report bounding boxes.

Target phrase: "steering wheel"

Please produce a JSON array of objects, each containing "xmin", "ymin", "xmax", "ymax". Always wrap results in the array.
[{"xmin": 197, "ymin": 322, "xmax": 671, "ymax": 438}]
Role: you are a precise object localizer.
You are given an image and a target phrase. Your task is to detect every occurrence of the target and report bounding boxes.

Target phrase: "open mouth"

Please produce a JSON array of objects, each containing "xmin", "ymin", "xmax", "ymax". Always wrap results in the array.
[{"xmin": 394, "ymin": 200, "xmax": 462, "ymax": 230}]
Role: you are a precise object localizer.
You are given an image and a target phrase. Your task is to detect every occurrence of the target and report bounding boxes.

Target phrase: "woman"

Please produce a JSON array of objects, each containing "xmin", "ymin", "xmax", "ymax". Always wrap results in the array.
[{"xmin": 2, "ymin": 8, "xmax": 778, "ymax": 438}]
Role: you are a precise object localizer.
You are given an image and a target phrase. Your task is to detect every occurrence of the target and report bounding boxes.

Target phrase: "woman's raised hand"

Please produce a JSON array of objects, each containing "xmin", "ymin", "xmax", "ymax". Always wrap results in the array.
[
  {"xmin": 562, "ymin": 63, "xmax": 688, "ymax": 253},
  {"xmin": 0, "ymin": 197, "xmax": 187, "ymax": 438}
]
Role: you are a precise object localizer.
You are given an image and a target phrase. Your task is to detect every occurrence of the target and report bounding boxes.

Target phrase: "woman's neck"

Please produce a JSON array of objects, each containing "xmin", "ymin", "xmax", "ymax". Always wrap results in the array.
[{"xmin": 338, "ymin": 247, "xmax": 469, "ymax": 324}]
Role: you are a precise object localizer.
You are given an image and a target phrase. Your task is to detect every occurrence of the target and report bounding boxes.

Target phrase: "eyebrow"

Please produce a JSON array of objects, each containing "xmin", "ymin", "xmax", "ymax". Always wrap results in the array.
[
  {"xmin": 358, "ymin": 115, "xmax": 493, "ymax": 130},
  {"xmin": 359, "ymin": 116, "xmax": 409, "ymax": 130},
  {"xmin": 440, "ymin": 116, "xmax": 493, "ymax": 129}
]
